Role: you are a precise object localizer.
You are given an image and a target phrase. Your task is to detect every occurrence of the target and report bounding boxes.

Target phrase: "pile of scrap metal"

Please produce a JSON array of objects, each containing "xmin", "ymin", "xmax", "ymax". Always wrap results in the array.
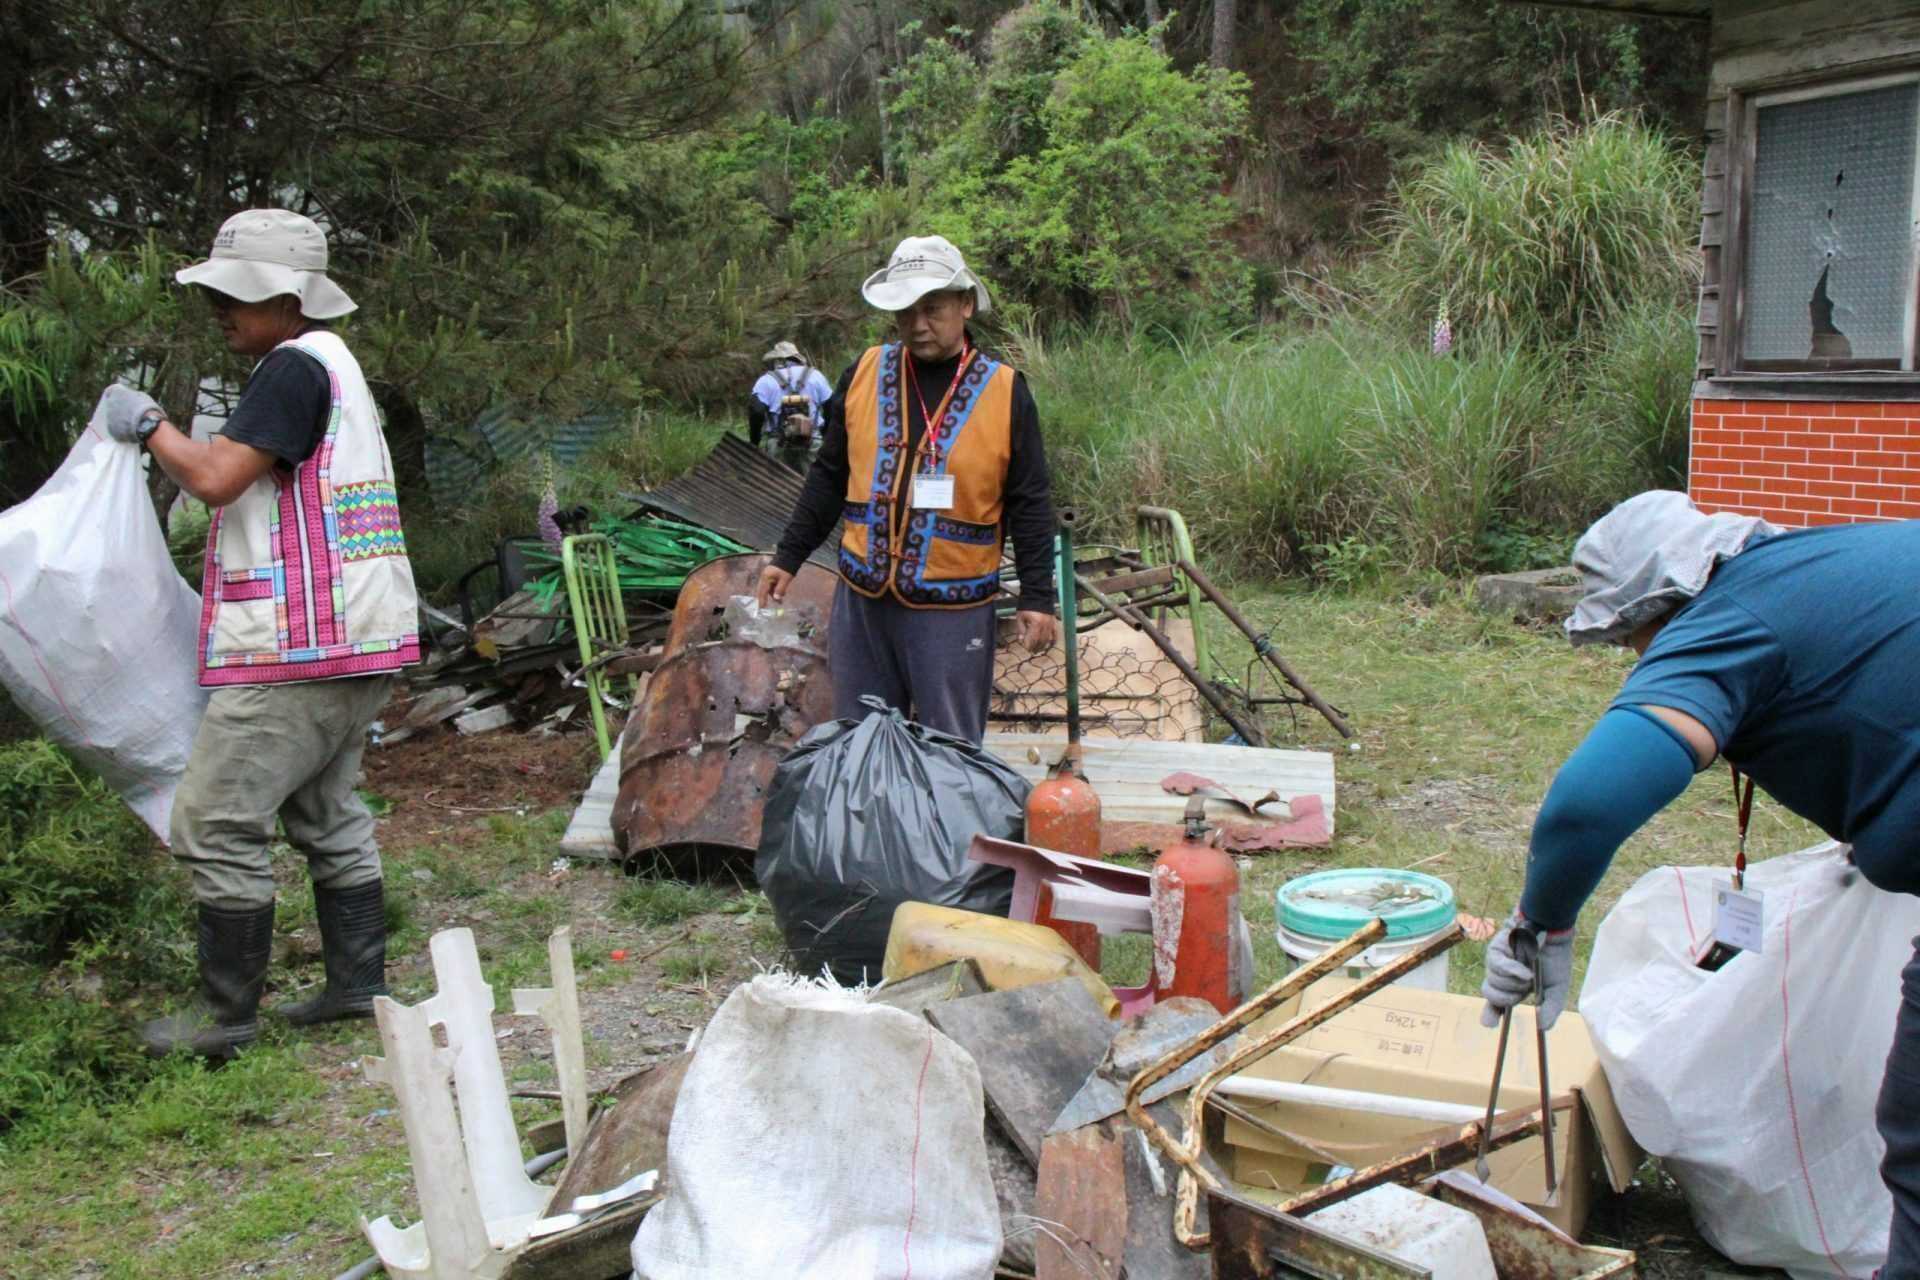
[
  {"xmin": 385, "ymin": 436, "xmax": 819, "ymax": 748},
  {"xmin": 360, "ymin": 911, "xmax": 1637, "ymax": 1279}
]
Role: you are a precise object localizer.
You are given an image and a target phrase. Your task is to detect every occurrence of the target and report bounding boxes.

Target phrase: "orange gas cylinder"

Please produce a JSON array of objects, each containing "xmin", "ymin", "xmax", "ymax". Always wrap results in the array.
[
  {"xmin": 1151, "ymin": 795, "xmax": 1241, "ymax": 1013},
  {"xmin": 1025, "ymin": 750, "xmax": 1104, "ymax": 968}
]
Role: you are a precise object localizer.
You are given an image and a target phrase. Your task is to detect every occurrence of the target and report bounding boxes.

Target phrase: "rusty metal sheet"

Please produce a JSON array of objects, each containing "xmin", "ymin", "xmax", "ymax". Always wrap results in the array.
[
  {"xmin": 614, "ymin": 554, "xmax": 838, "ymax": 870},
  {"xmin": 1206, "ymin": 1187, "xmax": 1429, "ymax": 1280},
  {"xmin": 625, "ymin": 434, "xmax": 841, "ymax": 568},
  {"xmin": 1428, "ymin": 1173, "xmax": 1636, "ymax": 1279}
]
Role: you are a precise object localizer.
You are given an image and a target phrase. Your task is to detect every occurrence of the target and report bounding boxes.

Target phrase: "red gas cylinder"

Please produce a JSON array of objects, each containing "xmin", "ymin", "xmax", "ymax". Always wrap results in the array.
[
  {"xmin": 1151, "ymin": 796, "xmax": 1241, "ymax": 1013},
  {"xmin": 1025, "ymin": 750, "xmax": 1104, "ymax": 968}
]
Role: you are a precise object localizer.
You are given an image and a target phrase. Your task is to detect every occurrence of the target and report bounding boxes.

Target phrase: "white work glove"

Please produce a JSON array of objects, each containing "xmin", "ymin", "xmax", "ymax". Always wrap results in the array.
[
  {"xmin": 99, "ymin": 384, "xmax": 162, "ymax": 443},
  {"xmin": 1479, "ymin": 909, "xmax": 1574, "ymax": 1030}
]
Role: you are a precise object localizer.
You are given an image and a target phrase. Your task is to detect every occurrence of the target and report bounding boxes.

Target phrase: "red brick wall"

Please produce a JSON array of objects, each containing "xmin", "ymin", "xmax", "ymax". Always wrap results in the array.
[{"xmin": 1689, "ymin": 399, "xmax": 1920, "ymax": 526}]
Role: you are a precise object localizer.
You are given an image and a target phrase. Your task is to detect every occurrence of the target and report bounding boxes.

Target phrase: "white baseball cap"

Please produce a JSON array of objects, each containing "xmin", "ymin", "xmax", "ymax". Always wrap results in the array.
[
  {"xmin": 175, "ymin": 209, "xmax": 357, "ymax": 319},
  {"xmin": 860, "ymin": 235, "xmax": 991, "ymax": 314}
]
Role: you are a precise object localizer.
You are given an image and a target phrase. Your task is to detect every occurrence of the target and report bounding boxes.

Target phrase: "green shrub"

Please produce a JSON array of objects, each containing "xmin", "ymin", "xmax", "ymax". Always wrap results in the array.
[
  {"xmin": 1570, "ymin": 299, "xmax": 1695, "ymax": 498},
  {"xmin": 0, "ymin": 740, "xmax": 181, "ymax": 967},
  {"xmin": 1364, "ymin": 112, "xmax": 1698, "ymax": 350},
  {"xmin": 0, "ymin": 966, "xmax": 155, "ymax": 1135}
]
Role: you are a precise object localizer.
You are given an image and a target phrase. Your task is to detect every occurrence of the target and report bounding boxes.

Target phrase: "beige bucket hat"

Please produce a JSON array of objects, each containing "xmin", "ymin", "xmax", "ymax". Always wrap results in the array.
[
  {"xmin": 860, "ymin": 235, "xmax": 991, "ymax": 314},
  {"xmin": 175, "ymin": 209, "xmax": 357, "ymax": 319},
  {"xmin": 763, "ymin": 341, "xmax": 802, "ymax": 362}
]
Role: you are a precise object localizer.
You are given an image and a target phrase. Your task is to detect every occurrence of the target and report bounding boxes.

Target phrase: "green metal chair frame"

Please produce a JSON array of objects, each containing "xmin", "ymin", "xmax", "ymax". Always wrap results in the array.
[
  {"xmin": 561, "ymin": 533, "xmax": 637, "ymax": 760},
  {"xmin": 1134, "ymin": 505, "xmax": 1213, "ymax": 680}
]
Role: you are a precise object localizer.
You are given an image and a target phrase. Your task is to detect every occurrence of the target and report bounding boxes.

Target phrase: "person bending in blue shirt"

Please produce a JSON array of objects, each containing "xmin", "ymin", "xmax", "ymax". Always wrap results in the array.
[{"xmin": 1481, "ymin": 490, "xmax": 1920, "ymax": 1278}]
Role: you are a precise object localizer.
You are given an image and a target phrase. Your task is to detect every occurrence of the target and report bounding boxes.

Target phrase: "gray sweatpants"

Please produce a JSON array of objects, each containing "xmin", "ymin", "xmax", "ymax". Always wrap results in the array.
[
  {"xmin": 829, "ymin": 584, "xmax": 996, "ymax": 744},
  {"xmin": 170, "ymin": 675, "xmax": 393, "ymax": 911}
]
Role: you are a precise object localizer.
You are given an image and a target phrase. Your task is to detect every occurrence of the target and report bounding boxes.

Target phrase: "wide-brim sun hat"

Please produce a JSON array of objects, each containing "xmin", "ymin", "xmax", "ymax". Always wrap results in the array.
[
  {"xmin": 175, "ymin": 209, "xmax": 357, "ymax": 320},
  {"xmin": 860, "ymin": 235, "xmax": 991, "ymax": 314},
  {"xmin": 764, "ymin": 341, "xmax": 801, "ymax": 362},
  {"xmin": 1565, "ymin": 490, "xmax": 1781, "ymax": 647}
]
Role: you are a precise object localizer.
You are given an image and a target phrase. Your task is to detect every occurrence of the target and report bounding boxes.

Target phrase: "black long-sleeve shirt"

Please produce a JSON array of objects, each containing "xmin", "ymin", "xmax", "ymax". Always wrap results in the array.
[{"xmin": 771, "ymin": 344, "xmax": 1056, "ymax": 611}]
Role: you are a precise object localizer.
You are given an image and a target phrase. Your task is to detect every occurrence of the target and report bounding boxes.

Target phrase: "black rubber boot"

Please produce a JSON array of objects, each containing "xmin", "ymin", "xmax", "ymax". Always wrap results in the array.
[
  {"xmin": 139, "ymin": 902, "xmax": 275, "ymax": 1061},
  {"xmin": 273, "ymin": 880, "xmax": 388, "ymax": 1026}
]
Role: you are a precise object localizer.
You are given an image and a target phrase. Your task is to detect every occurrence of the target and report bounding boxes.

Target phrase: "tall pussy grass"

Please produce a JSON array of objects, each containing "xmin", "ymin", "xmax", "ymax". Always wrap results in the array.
[{"xmin": 1364, "ymin": 112, "xmax": 1699, "ymax": 349}]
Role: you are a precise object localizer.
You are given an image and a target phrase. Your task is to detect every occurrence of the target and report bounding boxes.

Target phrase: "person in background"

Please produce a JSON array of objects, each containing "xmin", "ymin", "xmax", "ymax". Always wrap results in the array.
[
  {"xmin": 1477, "ymin": 490, "xmax": 1920, "ymax": 1278},
  {"xmin": 756, "ymin": 234, "xmax": 1058, "ymax": 744},
  {"xmin": 100, "ymin": 208, "xmax": 419, "ymax": 1060},
  {"xmin": 747, "ymin": 340, "xmax": 833, "ymax": 459}
]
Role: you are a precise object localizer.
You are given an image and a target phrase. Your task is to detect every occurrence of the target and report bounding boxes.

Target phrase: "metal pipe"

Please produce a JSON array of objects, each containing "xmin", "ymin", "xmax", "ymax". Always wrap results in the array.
[
  {"xmin": 1172, "ymin": 557, "xmax": 1354, "ymax": 739},
  {"xmin": 1057, "ymin": 509, "xmax": 1083, "ymax": 754},
  {"xmin": 1073, "ymin": 571, "xmax": 1267, "ymax": 746}
]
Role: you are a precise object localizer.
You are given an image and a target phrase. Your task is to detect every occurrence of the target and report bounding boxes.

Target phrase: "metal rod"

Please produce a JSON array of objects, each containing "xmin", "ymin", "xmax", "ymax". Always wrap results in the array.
[
  {"xmin": 1172, "ymin": 557, "xmax": 1353, "ymax": 739},
  {"xmin": 1058, "ymin": 510, "xmax": 1084, "ymax": 755},
  {"xmin": 1277, "ymin": 1096, "xmax": 1577, "ymax": 1218},
  {"xmin": 1074, "ymin": 571, "xmax": 1268, "ymax": 746},
  {"xmin": 1477, "ymin": 1008, "xmax": 1514, "ymax": 1182}
]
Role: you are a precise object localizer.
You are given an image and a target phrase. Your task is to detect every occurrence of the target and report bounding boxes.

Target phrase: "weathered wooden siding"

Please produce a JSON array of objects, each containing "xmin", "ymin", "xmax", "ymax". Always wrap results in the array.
[{"xmin": 1694, "ymin": 0, "xmax": 1920, "ymax": 380}]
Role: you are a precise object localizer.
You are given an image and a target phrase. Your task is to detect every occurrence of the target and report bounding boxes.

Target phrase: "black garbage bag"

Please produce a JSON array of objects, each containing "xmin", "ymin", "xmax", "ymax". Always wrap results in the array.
[{"xmin": 755, "ymin": 697, "xmax": 1025, "ymax": 984}]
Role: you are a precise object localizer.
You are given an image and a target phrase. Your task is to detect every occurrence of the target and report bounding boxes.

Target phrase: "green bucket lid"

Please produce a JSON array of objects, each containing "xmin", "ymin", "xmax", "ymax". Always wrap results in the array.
[{"xmin": 1276, "ymin": 869, "xmax": 1457, "ymax": 941}]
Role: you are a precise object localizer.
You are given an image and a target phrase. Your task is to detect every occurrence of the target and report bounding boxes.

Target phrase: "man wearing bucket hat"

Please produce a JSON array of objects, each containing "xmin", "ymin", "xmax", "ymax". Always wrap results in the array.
[
  {"xmin": 1477, "ymin": 490, "xmax": 1920, "ymax": 1274},
  {"xmin": 747, "ymin": 340, "xmax": 833, "ymax": 449},
  {"xmin": 756, "ymin": 234, "xmax": 1057, "ymax": 744},
  {"xmin": 98, "ymin": 209, "xmax": 419, "ymax": 1061}
]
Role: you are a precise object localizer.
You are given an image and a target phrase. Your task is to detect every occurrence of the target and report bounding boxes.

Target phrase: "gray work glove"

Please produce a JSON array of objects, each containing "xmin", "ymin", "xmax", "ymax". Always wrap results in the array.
[
  {"xmin": 99, "ymin": 384, "xmax": 161, "ymax": 443},
  {"xmin": 1479, "ymin": 909, "xmax": 1574, "ymax": 1030}
]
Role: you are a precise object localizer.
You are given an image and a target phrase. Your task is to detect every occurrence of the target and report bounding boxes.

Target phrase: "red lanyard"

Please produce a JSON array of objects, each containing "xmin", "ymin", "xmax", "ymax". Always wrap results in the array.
[
  {"xmin": 1730, "ymin": 765, "xmax": 1755, "ymax": 890},
  {"xmin": 902, "ymin": 342, "xmax": 970, "ymax": 472}
]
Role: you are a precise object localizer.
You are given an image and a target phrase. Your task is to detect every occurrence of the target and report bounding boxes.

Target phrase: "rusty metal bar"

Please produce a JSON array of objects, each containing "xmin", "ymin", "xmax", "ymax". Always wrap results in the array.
[
  {"xmin": 1276, "ymin": 1095, "xmax": 1578, "ymax": 1218},
  {"xmin": 1074, "ymin": 571, "xmax": 1268, "ymax": 746},
  {"xmin": 1207, "ymin": 1187, "xmax": 1429, "ymax": 1280},
  {"xmin": 1185, "ymin": 925, "xmax": 1466, "ymax": 1142},
  {"xmin": 1086, "ymin": 565, "xmax": 1179, "ymax": 595},
  {"xmin": 1167, "ymin": 924, "xmax": 1465, "ymax": 1247},
  {"xmin": 1172, "ymin": 557, "xmax": 1353, "ymax": 739}
]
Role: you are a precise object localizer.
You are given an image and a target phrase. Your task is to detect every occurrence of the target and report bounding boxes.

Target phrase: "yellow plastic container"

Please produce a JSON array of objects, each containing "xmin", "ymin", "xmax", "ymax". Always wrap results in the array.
[{"xmin": 882, "ymin": 902, "xmax": 1121, "ymax": 1018}]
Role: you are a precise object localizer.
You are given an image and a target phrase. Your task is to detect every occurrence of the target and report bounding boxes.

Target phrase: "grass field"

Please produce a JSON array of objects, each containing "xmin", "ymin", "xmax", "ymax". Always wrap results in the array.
[{"xmin": 0, "ymin": 585, "xmax": 1812, "ymax": 1278}]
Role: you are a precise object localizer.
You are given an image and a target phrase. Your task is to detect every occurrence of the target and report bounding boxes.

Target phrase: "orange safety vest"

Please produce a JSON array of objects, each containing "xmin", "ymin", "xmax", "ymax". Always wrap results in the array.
[{"xmin": 839, "ymin": 342, "xmax": 1015, "ymax": 608}]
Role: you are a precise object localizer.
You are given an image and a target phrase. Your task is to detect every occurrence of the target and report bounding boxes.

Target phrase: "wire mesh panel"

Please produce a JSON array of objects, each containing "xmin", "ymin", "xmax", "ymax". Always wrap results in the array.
[{"xmin": 989, "ymin": 618, "xmax": 1207, "ymax": 742}]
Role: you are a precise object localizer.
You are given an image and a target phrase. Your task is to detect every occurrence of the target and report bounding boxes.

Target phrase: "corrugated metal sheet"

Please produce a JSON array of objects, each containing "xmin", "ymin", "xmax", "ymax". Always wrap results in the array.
[
  {"xmin": 625, "ymin": 434, "xmax": 840, "ymax": 568},
  {"xmin": 424, "ymin": 404, "xmax": 629, "ymax": 504},
  {"xmin": 982, "ymin": 732, "xmax": 1336, "ymax": 830}
]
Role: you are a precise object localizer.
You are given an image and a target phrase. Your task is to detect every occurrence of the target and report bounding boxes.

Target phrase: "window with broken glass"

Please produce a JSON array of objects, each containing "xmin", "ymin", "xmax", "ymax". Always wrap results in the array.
[{"xmin": 1734, "ymin": 76, "xmax": 1920, "ymax": 372}]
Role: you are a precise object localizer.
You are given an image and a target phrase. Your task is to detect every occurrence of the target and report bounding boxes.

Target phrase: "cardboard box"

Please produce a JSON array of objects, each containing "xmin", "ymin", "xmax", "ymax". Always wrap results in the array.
[{"xmin": 1219, "ymin": 976, "xmax": 1641, "ymax": 1238}]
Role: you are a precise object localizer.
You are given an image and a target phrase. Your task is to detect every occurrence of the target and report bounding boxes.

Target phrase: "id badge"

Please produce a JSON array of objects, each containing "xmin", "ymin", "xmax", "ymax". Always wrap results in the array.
[
  {"xmin": 912, "ymin": 474, "xmax": 956, "ymax": 509},
  {"xmin": 1711, "ymin": 882, "xmax": 1765, "ymax": 955}
]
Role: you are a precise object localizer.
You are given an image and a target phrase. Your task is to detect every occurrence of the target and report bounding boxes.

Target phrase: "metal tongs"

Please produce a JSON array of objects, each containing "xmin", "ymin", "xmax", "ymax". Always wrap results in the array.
[{"xmin": 1476, "ymin": 925, "xmax": 1556, "ymax": 1198}]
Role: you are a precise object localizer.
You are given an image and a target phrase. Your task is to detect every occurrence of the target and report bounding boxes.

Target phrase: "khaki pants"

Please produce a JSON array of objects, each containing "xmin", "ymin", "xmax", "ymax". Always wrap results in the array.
[{"xmin": 170, "ymin": 675, "xmax": 393, "ymax": 911}]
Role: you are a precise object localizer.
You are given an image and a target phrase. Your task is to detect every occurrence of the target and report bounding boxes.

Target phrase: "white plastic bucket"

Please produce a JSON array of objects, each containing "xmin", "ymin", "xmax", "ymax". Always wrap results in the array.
[{"xmin": 1275, "ymin": 869, "xmax": 1456, "ymax": 992}]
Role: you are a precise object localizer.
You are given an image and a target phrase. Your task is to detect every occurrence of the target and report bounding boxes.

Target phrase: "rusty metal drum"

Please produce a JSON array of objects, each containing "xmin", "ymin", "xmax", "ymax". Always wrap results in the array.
[{"xmin": 613, "ymin": 554, "xmax": 838, "ymax": 872}]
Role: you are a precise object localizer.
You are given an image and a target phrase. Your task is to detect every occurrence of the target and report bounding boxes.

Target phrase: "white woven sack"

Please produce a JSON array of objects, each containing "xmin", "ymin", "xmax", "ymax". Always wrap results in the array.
[
  {"xmin": 0, "ymin": 392, "xmax": 206, "ymax": 839},
  {"xmin": 631, "ymin": 973, "xmax": 1002, "ymax": 1279},
  {"xmin": 1581, "ymin": 841, "xmax": 1920, "ymax": 1279}
]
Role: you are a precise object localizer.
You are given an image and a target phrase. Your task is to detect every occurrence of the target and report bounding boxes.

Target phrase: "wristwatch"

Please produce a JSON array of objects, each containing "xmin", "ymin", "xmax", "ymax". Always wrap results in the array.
[{"xmin": 135, "ymin": 407, "xmax": 166, "ymax": 446}]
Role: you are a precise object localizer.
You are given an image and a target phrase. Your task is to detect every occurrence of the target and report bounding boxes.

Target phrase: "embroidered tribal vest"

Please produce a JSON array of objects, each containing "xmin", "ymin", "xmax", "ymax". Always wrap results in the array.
[
  {"xmin": 839, "ymin": 343, "xmax": 1014, "ymax": 609},
  {"xmin": 197, "ymin": 331, "xmax": 421, "ymax": 686}
]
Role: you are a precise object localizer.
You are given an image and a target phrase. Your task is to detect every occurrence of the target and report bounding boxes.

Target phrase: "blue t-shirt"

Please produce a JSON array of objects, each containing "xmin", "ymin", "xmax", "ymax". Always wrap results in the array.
[{"xmin": 1613, "ymin": 520, "xmax": 1920, "ymax": 892}]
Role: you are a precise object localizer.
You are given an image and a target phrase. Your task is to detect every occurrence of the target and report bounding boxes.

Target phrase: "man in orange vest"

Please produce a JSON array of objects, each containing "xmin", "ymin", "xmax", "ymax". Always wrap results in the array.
[{"xmin": 757, "ymin": 235, "xmax": 1058, "ymax": 744}]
